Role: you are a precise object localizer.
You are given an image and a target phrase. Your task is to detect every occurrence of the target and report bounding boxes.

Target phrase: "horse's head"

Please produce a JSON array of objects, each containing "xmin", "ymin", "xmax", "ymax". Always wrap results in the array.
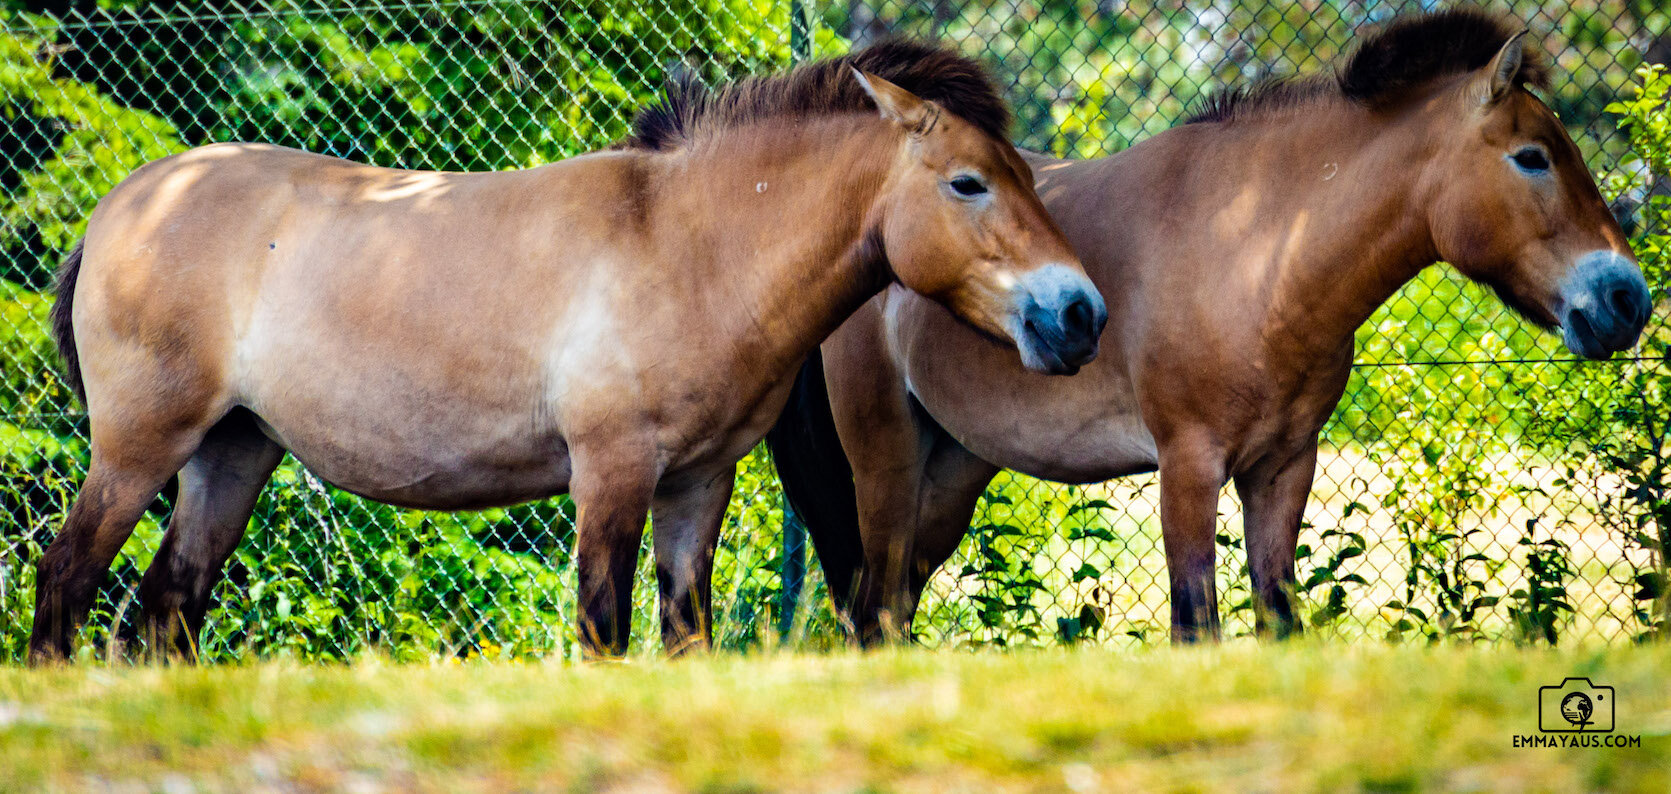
[
  {"xmin": 1426, "ymin": 32, "xmax": 1650, "ymax": 359},
  {"xmin": 854, "ymin": 69, "xmax": 1106, "ymax": 375}
]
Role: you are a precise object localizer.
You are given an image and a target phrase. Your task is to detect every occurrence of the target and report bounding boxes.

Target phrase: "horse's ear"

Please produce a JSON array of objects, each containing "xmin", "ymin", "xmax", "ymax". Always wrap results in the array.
[
  {"xmin": 851, "ymin": 68, "xmax": 934, "ymax": 135},
  {"xmin": 1482, "ymin": 30, "xmax": 1529, "ymax": 105}
]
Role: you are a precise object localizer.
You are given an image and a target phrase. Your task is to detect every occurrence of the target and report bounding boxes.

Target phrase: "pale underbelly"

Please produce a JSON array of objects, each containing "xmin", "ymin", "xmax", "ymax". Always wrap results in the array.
[
  {"xmin": 301, "ymin": 452, "xmax": 572, "ymax": 511},
  {"xmin": 248, "ymin": 402, "xmax": 573, "ymax": 511},
  {"xmin": 961, "ymin": 423, "xmax": 1159, "ymax": 484},
  {"xmin": 924, "ymin": 391, "xmax": 1160, "ymax": 485}
]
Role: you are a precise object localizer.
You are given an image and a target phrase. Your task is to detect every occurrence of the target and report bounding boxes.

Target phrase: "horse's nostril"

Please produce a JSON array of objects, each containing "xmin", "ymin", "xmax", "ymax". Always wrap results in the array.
[
  {"xmin": 1063, "ymin": 297, "xmax": 1094, "ymax": 339},
  {"xmin": 1610, "ymin": 288, "xmax": 1634, "ymax": 320}
]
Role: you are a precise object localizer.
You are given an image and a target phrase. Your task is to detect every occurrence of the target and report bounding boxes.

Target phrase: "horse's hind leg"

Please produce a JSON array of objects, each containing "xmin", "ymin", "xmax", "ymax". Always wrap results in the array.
[
  {"xmin": 137, "ymin": 409, "xmax": 283, "ymax": 661},
  {"xmin": 30, "ymin": 431, "xmax": 207, "ymax": 663},
  {"xmin": 1232, "ymin": 445, "xmax": 1316, "ymax": 640},
  {"xmin": 650, "ymin": 466, "xmax": 734, "ymax": 655},
  {"xmin": 902, "ymin": 432, "xmax": 999, "ymax": 627}
]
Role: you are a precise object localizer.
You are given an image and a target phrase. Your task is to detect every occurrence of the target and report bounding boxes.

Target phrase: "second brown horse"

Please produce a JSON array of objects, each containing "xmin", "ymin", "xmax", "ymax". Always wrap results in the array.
[{"xmin": 771, "ymin": 10, "xmax": 1652, "ymax": 643}]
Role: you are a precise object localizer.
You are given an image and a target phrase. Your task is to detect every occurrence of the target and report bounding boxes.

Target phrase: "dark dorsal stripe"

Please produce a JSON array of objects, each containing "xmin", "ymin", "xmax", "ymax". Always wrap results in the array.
[
  {"xmin": 622, "ymin": 38, "xmax": 1009, "ymax": 151},
  {"xmin": 1186, "ymin": 8, "xmax": 1552, "ymax": 125}
]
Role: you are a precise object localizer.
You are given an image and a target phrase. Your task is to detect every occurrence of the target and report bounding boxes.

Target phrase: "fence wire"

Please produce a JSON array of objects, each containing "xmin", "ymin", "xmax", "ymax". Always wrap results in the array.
[{"xmin": 1, "ymin": 0, "xmax": 1667, "ymax": 661}]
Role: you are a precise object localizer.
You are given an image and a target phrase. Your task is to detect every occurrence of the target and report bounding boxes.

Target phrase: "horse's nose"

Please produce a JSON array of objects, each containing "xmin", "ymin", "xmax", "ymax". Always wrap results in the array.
[
  {"xmin": 1010, "ymin": 263, "xmax": 1106, "ymax": 375},
  {"xmin": 1560, "ymin": 250, "xmax": 1651, "ymax": 359},
  {"xmin": 1055, "ymin": 290, "xmax": 1107, "ymax": 366},
  {"xmin": 1026, "ymin": 264, "xmax": 1105, "ymax": 367}
]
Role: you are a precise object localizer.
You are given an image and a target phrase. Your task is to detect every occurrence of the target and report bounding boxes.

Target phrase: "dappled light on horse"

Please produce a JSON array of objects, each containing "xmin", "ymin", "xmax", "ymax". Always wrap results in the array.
[
  {"xmin": 770, "ymin": 10, "xmax": 1650, "ymax": 645},
  {"xmin": 28, "ymin": 40, "xmax": 1101, "ymax": 663}
]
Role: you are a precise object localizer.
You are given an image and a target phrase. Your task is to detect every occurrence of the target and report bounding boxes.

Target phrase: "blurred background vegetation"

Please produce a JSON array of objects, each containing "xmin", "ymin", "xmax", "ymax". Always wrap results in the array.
[{"xmin": 1, "ymin": 0, "xmax": 1668, "ymax": 661}]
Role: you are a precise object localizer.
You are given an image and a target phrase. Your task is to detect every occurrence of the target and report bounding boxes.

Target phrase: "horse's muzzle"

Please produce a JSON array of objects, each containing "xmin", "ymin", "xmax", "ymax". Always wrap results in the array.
[
  {"xmin": 1560, "ymin": 250, "xmax": 1651, "ymax": 360},
  {"xmin": 1012, "ymin": 264, "xmax": 1108, "ymax": 375}
]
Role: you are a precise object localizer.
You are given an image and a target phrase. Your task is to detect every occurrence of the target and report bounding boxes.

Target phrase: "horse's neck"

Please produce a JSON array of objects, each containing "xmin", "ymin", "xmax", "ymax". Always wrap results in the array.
[
  {"xmin": 1170, "ymin": 105, "xmax": 1443, "ymax": 358},
  {"xmin": 664, "ymin": 118, "xmax": 897, "ymax": 372}
]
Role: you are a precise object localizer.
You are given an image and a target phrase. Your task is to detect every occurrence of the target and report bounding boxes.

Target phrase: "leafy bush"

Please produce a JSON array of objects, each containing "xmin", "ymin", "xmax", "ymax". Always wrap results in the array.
[
  {"xmin": 1, "ymin": 19, "xmax": 186, "ymax": 288},
  {"xmin": 1524, "ymin": 64, "xmax": 1671, "ymax": 642}
]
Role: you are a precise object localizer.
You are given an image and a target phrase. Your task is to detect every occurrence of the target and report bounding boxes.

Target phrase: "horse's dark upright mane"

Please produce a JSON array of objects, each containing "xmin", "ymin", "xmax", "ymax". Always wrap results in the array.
[
  {"xmin": 1185, "ymin": 8, "xmax": 1551, "ymax": 125},
  {"xmin": 621, "ymin": 38, "xmax": 1010, "ymax": 150}
]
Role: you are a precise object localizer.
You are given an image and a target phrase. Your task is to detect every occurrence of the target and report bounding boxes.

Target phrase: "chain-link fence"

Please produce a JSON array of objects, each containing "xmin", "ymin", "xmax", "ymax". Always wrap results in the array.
[{"xmin": 1, "ymin": 0, "xmax": 1667, "ymax": 661}]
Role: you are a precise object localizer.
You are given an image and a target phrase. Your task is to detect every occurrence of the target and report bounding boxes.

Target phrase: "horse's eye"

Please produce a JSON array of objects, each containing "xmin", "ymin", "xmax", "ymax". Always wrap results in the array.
[
  {"xmin": 948, "ymin": 175, "xmax": 988, "ymax": 197},
  {"xmin": 1511, "ymin": 147, "xmax": 1551, "ymax": 173}
]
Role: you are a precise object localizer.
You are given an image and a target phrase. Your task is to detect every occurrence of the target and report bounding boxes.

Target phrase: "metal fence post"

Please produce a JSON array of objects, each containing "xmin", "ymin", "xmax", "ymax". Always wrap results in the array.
[{"xmin": 777, "ymin": 0, "xmax": 813, "ymax": 641}]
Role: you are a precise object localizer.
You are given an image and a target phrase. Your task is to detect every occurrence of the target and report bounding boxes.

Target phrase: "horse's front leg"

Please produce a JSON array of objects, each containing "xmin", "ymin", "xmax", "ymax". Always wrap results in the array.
[
  {"xmin": 650, "ymin": 466, "xmax": 734, "ymax": 656},
  {"xmin": 1233, "ymin": 444, "xmax": 1318, "ymax": 640},
  {"xmin": 1157, "ymin": 434, "xmax": 1229, "ymax": 643},
  {"xmin": 571, "ymin": 449, "xmax": 658, "ymax": 660}
]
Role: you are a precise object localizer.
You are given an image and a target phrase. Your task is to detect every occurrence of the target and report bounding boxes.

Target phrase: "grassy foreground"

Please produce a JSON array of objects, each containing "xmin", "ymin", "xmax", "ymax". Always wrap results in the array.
[{"xmin": 2, "ymin": 645, "xmax": 1669, "ymax": 792}]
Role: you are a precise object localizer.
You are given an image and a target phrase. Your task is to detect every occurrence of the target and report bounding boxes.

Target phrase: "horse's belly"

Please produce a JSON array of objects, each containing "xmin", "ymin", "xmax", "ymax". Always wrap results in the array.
[
  {"xmin": 947, "ymin": 404, "xmax": 1158, "ymax": 484},
  {"xmin": 896, "ymin": 301, "xmax": 1158, "ymax": 485},
  {"xmin": 250, "ymin": 403, "xmax": 571, "ymax": 511},
  {"xmin": 285, "ymin": 435, "xmax": 571, "ymax": 510},
  {"xmin": 904, "ymin": 352, "xmax": 1158, "ymax": 483}
]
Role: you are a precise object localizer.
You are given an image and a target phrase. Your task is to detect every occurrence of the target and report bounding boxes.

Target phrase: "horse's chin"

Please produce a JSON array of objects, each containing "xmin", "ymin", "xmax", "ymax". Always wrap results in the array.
[
  {"xmin": 1016, "ymin": 334, "xmax": 1080, "ymax": 376},
  {"xmin": 1561, "ymin": 313, "xmax": 1614, "ymax": 361}
]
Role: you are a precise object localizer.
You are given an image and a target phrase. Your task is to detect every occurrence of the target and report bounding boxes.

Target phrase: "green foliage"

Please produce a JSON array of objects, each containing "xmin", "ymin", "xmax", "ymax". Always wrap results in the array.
[
  {"xmin": 1506, "ymin": 520, "xmax": 1576, "ymax": 646},
  {"xmin": 0, "ymin": 279, "xmax": 74, "ymax": 432},
  {"xmin": 954, "ymin": 488, "xmax": 1051, "ymax": 646},
  {"xmin": 927, "ymin": 477, "xmax": 1136, "ymax": 647},
  {"xmin": 1523, "ymin": 63, "xmax": 1671, "ymax": 642},
  {"xmin": 1376, "ymin": 423, "xmax": 1511, "ymax": 643},
  {"xmin": 1295, "ymin": 523, "xmax": 1368, "ymax": 630},
  {"xmin": 0, "ymin": 419, "xmax": 79, "ymax": 661},
  {"xmin": 0, "ymin": 17, "xmax": 185, "ymax": 288},
  {"xmin": 191, "ymin": 464, "xmax": 579, "ymax": 661}
]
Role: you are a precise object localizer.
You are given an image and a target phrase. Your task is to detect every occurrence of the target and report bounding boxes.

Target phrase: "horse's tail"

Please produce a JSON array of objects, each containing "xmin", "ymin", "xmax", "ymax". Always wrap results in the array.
[
  {"xmin": 765, "ymin": 349, "xmax": 865, "ymax": 611},
  {"xmin": 49, "ymin": 240, "xmax": 86, "ymax": 405}
]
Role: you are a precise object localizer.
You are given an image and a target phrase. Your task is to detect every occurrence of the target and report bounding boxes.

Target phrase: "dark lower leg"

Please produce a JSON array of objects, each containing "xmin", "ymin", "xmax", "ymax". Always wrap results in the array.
[
  {"xmin": 1159, "ymin": 445, "xmax": 1228, "ymax": 644},
  {"xmin": 572, "ymin": 462, "xmax": 656, "ymax": 660},
  {"xmin": 652, "ymin": 468, "xmax": 733, "ymax": 655},
  {"xmin": 852, "ymin": 524, "xmax": 916, "ymax": 646},
  {"xmin": 1235, "ymin": 448, "xmax": 1316, "ymax": 640},
  {"xmin": 850, "ymin": 436, "xmax": 939, "ymax": 647},
  {"xmin": 137, "ymin": 413, "xmax": 283, "ymax": 660},
  {"xmin": 903, "ymin": 438, "xmax": 998, "ymax": 632}
]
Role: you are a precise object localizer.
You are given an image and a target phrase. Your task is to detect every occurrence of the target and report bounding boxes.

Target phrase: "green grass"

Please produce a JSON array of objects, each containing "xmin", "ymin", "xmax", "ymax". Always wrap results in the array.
[{"xmin": 2, "ymin": 645, "xmax": 1669, "ymax": 792}]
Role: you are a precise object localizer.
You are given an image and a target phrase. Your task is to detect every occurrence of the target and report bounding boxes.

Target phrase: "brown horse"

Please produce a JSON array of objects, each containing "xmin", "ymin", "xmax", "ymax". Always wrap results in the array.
[
  {"xmin": 770, "ymin": 11, "xmax": 1651, "ymax": 643},
  {"xmin": 30, "ymin": 40, "xmax": 1107, "ymax": 663}
]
